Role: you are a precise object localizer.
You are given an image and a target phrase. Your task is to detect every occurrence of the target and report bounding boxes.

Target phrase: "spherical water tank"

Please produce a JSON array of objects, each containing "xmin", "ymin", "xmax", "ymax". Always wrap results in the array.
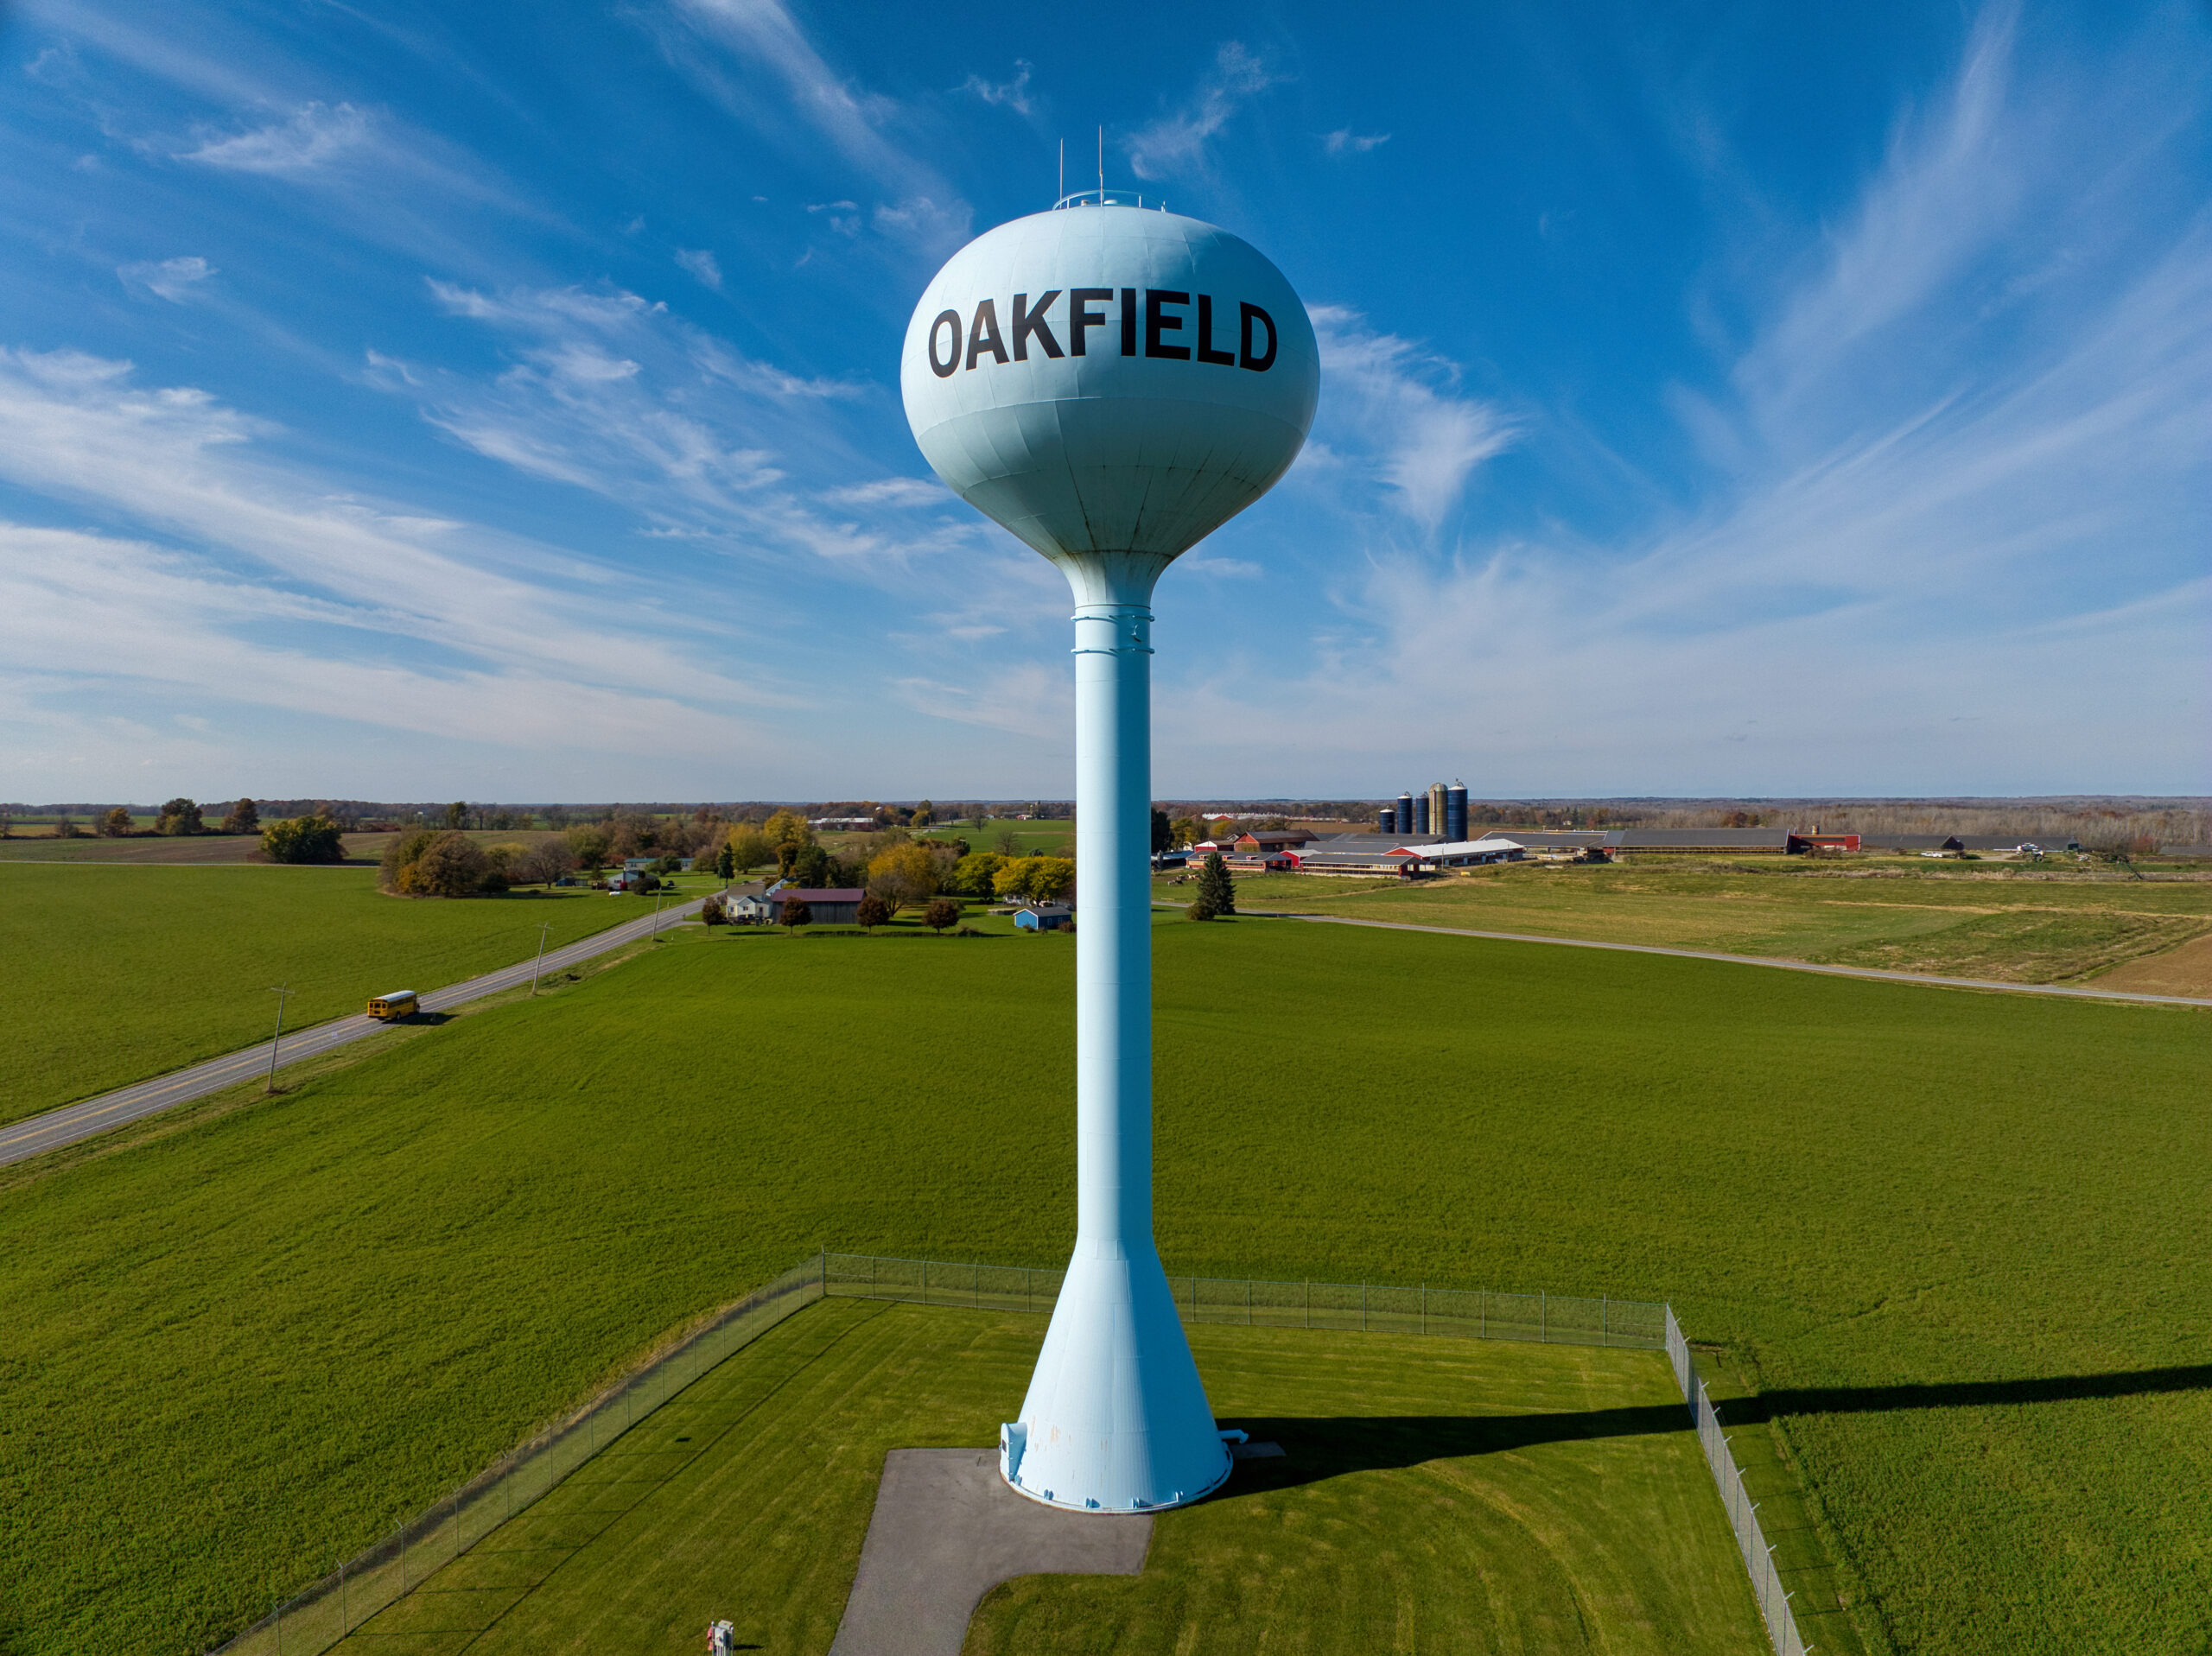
[{"xmin": 901, "ymin": 205, "xmax": 1319, "ymax": 573}]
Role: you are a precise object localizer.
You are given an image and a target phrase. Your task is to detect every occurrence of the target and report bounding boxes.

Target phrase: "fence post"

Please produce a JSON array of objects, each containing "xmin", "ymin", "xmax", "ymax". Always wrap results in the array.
[
  {"xmin": 921, "ymin": 1259, "xmax": 928, "ymax": 1304},
  {"xmin": 1603, "ymin": 1296, "xmax": 1609, "ymax": 1343},
  {"xmin": 1245, "ymin": 1278, "xmax": 1251, "ymax": 1325},
  {"xmin": 872, "ymin": 1254, "xmax": 878, "ymax": 1297},
  {"xmin": 1305, "ymin": 1280, "xmax": 1310, "ymax": 1329},
  {"xmin": 1362, "ymin": 1282, "xmax": 1368, "ymax": 1331},
  {"xmin": 1421, "ymin": 1283, "xmax": 1427, "ymax": 1336},
  {"xmin": 340, "ymin": 1558, "xmax": 348, "ymax": 1634},
  {"xmin": 1541, "ymin": 1291, "xmax": 1548, "ymax": 1342},
  {"xmin": 1480, "ymin": 1291, "xmax": 1486, "ymax": 1340}
]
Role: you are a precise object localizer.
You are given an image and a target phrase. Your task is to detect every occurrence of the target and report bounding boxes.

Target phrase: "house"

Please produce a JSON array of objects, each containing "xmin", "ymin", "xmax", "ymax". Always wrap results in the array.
[
  {"xmin": 721, "ymin": 880, "xmax": 778, "ymax": 923},
  {"xmin": 768, "ymin": 886, "xmax": 865, "ymax": 925},
  {"xmin": 1015, "ymin": 904, "xmax": 1072, "ymax": 931}
]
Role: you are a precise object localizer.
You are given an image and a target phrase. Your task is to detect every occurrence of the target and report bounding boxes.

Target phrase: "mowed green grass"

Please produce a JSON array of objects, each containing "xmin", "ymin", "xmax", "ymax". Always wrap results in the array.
[
  {"xmin": 0, "ymin": 865, "xmax": 640, "ymax": 1121},
  {"xmin": 1220, "ymin": 861, "xmax": 2212, "ymax": 985},
  {"xmin": 290, "ymin": 1300, "xmax": 1760, "ymax": 1656},
  {"xmin": 2, "ymin": 922, "xmax": 2207, "ymax": 1653}
]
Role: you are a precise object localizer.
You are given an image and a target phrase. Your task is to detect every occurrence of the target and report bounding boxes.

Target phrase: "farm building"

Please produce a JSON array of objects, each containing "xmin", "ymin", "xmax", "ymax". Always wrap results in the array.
[
  {"xmin": 768, "ymin": 886, "xmax": 866, "ymax": 925},
  {"xmin": 1234, "ymin": 829, "xmax": 1319, "ymax": 852},
  {"xmin": 1014, "ymin": 904, "xmax": 1072, "ymax": 931},
  {"xmin": 1403, "ymin": 837, "xmax": 1526, "ymax": 869}
]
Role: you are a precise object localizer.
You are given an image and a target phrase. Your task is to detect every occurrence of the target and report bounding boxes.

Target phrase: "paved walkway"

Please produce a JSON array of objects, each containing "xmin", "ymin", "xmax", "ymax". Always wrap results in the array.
[
  {"xmin": 1239, "ymin": 910, "xmax": 2212, "ymax": 1007},
  {"xmin": 828, "ymin": 1450, "xmax": 1151, "ymax": 1656},
  {"xmin": 0, "ymin": 898, "xmax": 704, "ymax": 1169}
]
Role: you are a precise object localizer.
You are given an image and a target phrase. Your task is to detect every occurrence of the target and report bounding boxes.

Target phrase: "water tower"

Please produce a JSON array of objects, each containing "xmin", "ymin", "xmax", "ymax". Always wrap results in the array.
[{"xmin": 902, "ymin": 193, "xmax": 1319, "ymax": 1512}]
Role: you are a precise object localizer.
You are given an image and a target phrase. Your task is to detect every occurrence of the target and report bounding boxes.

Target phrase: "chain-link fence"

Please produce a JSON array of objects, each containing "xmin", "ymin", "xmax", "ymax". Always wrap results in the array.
[
  {"xmin": 213, "ymin": 1254, "xmax": 1780, "ymax": 1656},
  {"xmin": 211, "ymin": 1256, "xmax": 827, "ymax": 1656},
  {"xmin": 821, "ymin": 1252, "xmax": 1666, "ymax": 1348},
  {"xmin": 1667, "ymin": 1309, "xmax": 1812, "ymax": 1656}
]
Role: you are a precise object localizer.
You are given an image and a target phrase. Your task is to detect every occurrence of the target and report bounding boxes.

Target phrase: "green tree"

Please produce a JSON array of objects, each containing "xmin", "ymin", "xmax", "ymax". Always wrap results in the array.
[
  {"xmin": 1189, "ymin": 852, "xmax": 1236, "ymax": 920},
  {"xmin": 791, "ymin": 844, "xmax": 833, "ymax": 887},
  {"xmin": 855, "ymin": 893, "xmax": 892, "ymax": 932},
  {"xmin": 261, "ymin": 815, "xmax": 345, "ymax": 865},
  {"xmin": 1152, "ymin": 808, "xmax": 1173, "ymax": 855},
  {"xmin": 714, "ymin": 842, "xmax": 736, "ymax": 880},
  {"xmin": 912, "ymin": 799, "xmax": 935, "ymax": 828},
  {"xmin": 219, "ymin": 798, "xmax": 260, "ymax": 834},
  {"xmin": 779, "ymin": 896, "xmax": 812, "ymax": 932},
  {"xmin": 924, "ymin": 898, "xmax": 961, "ymax": 933},
  {"xmin": 99, "ymin": 807, "xmax": 134, "ymax": 837},
  {"xmin": 156, "ymin": 797, "xmax": 203, "ymax": 835},
  {"xmin": 443, "ymin": 802, "xmax": 468, "ymax": 829},
  {"xmin": 950, "ymin": 852, "xmax": 1005, "ymax": 898},
  {"xmin": 565, "ymin": 825, "xmax": 612, "ymax": 873}
]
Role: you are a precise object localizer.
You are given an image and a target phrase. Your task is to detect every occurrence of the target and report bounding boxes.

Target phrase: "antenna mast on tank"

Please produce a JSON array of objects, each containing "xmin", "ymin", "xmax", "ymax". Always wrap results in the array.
[
  {"xmin": 1097, "ymin": 125, "xmax": 1104, "ymax": 201},
  {"xmin": 1058, "ymin": 138, "xmax": 1064, "ymax": 206}
]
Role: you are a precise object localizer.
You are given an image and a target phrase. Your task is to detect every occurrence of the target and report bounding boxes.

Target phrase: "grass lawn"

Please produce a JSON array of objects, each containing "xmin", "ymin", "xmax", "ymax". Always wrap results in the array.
[
  {"xmin": 1211, "ymin": 860, "xmax": 2212, "ymax": 986},
  {"xmin": 0, "ymin": 865, "xmax": 648, "ymax": 1122},
  {"xmin": 1, "ymin": 919, "xmax": 2206, "ymax": 1653},
  {"xmin": 286, "ymin": 1300, "xmax": 1763, "ymax": 1656}
]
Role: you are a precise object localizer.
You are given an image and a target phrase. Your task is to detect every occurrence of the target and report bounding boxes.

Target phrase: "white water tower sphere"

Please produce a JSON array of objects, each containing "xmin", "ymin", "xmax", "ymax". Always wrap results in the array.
[
  {"xmin": 902, "ymin": 199, "xmax": 1316, "ymax": 1517},
  {"xmin": 901, "ymin": 206, "xmax": 1318, "ymax": 595}
]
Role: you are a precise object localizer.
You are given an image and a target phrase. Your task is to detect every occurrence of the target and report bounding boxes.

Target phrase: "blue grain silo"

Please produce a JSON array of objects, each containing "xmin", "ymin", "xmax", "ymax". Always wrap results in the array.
[
  {"xmin": 1398, "ymin": 792, "xmax": 1416, "ymax": 835},
  {"xmin": 1410, "ymin": 792, "xmax": 1428, "ymax": 834},
  {"xmin": 1378, "ymin": 805, "xmax": 1396, "ymax": 833},
  {"xmin": 1446, "ymin": 782, "xmax": 1468, "ymax": 843}
]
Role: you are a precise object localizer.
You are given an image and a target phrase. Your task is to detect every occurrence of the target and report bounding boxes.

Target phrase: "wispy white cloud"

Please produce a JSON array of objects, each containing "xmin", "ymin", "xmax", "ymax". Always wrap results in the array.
[
  {"xmin": 1322, "ymin": 130, "xmax": 1389, "ymax": 157},
  {"xmin": 0, "ymin": 347, "xmax": 798, "ymax": 760},
  {"xmin": 1161, "ymin": 8, "xmax": 2212, "ymax": 795},
  {"xmin": 389, "ymin": 279, "xmax": 972, "ymax": 580},
  {"xmin": 180, "ymin": 100, "xmax": 372, "ymax": 174},
  {"xmin": 674, "ymin": 247, "xmax": 722, "ymax": 289},
  {"xmin": 1307, "ymin": 306, "xmax": 1516, "ymax": 532},
  {"xmin": 117, "ymin": 254, "xmax": 217, "ymax": 301},
  {"xmin": 958, "ymin": 61, "xmax": 1035, "ymax": 118},
  {"xmin": 1127, "ymin": 42, "xmax": 1280, "ymax": 180}
]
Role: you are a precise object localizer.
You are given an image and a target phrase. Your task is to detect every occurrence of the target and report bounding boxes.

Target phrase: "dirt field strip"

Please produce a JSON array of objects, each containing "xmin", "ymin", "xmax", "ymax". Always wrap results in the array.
[{"xmin": 1243, "ymin": 910, "xmax": 2212, "ymax": 1007}]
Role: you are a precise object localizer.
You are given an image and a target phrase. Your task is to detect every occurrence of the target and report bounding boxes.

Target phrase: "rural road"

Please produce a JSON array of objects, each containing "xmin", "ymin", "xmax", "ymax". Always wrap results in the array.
[
  {"xmin": 1246, "ymin": 910, "xmax": 2212, "ymax": 1008},
  {"xmin": 0, "ymin": 897, "xmax": 704, "ymax": 1170}
]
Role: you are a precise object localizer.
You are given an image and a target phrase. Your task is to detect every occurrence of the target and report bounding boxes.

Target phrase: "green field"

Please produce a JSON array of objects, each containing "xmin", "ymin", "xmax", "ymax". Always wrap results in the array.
[
  {"xmin": 3, "ymin": 919, "xmax": 2207, "ymax": 1653},
  {"xmin": 264, "ymin": 1300, "xmax": 1762, "ymax": 1656},
  {"xmin": 1213, "ymin": 860, "xmax": 2212, "ymax": 987},
  {"xmin": 0, "ymin": 865, "xmax": 651, "ymax": 1121}
]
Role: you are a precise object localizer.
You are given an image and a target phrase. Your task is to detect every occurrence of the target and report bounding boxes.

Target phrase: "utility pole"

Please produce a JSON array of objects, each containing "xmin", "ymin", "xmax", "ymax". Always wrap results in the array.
[
  {"xmin": 529, "ymin": 921, "xmax": 552, "ymax": 996},
  {"xmin": 651, "ymin": 888, "xmax": 666, "ymax": 941},
  {"xmin": 264, "ymin": 983, "xmax": 291, "ymax": 1094}
]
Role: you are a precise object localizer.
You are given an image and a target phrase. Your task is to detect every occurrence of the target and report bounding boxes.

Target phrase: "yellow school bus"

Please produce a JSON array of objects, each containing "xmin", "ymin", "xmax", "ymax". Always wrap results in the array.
[{"xmin": 367, "ymin": 991, "xmax": 420, "ymax": 1022}]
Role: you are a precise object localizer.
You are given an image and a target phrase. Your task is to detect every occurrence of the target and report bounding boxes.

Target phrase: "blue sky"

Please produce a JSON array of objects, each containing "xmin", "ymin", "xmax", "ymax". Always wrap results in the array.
[{"xmin": 1, "ymin": 1, "xmax": 2205, "ymax": 803}]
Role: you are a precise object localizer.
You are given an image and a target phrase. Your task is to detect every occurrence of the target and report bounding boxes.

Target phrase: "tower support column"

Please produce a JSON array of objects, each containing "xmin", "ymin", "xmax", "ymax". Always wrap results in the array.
[{"xmin": 1001, "ymin": 556, "xmax": 1230, "ymax": 1513}]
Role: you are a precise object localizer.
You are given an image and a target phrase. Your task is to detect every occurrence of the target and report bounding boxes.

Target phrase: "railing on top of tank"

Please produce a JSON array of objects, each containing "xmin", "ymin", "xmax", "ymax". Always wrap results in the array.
[{"xmin": 822, "ymin": 1252, "xmax": 1666, "ymax": 1350}]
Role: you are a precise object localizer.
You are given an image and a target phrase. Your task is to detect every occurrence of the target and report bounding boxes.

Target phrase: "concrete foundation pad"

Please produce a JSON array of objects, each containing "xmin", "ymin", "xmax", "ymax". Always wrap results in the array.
[{"xmin": 828, "ymin": 1448, "xmax": 1153, "ymax": 1656}]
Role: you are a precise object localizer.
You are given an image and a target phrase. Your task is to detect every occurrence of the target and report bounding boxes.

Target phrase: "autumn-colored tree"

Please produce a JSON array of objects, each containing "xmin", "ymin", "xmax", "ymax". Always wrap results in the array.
[
  {"xmin": 99, "ymin": 807, "xmax": 134, "ymax": 836},
  {"xmin": 779, "ymin": 896, "xmax": 812, "ymax": 931},
  {"xmin": 866, "ymin": 841, "xmax": 943, "ymax": 913},
  {"xmin": 220, "ymin": 798, "xmax": 260, "ymax": 834},
  {"xmin": 925, "ymin": 898, "xmax": 961, "ymax": 933},
  {"xmin": 564, "ymin": 825, "xmax": 612, "ymax": 872},
  {"xmin": 157, "ymin": 797, "xmax": 203, "ymax": 835},
  {"xmin": 763, "ymin": 809, "xmax": 813, "ymax": 875},
  {"xmin": 855, "ymin": 893, "xmax": 892, "ymax": 931},
  {"xmin": 398, "ymin": 830, "xmax": 491, "ymax": 896},
  {"xmin": 952, "ymin": 852, "xmax": 1006, "ymax": 897},
  {"xmin": 725, "ymin": 825, "xmax": 772, "ymax": 872},
  {"xmin": 992, "ymin": 855, "xmax": 1077, "ymax": 904},
  {"xmin": 262, "ymin": 815, "xmax": 346, "ymax": 866}
]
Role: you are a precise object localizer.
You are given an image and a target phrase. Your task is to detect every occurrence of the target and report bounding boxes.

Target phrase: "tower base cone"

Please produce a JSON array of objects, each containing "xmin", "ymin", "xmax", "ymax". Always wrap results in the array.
[{"xmin": 1000, "ymin": 1246, "xmax": 1231, "ymax": 1512}]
